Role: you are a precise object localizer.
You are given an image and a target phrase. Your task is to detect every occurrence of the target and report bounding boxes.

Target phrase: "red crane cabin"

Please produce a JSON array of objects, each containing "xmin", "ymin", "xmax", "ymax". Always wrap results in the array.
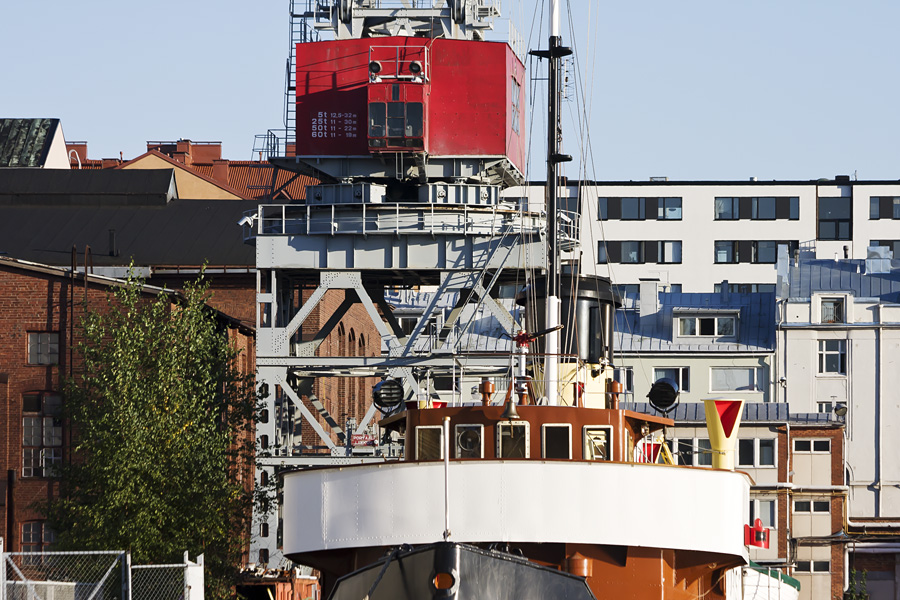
[{"xmin": 295, "ymin": 37, "xmax": 527, "ymax": 173}]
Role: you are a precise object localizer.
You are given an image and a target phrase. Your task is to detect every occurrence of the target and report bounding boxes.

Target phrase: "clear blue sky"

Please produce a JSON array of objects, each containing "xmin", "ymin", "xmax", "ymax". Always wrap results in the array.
[{"xmin": 3, "ymin": 1, "xmax": 899, "ymax": 182}]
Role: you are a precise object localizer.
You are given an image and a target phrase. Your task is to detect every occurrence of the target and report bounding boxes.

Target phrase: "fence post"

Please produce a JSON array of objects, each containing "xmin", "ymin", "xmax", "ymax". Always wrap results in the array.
[
  {"xmin": 1, "ymin": 536, "xmax": 5, "ymax": 600},
  {"xmin": 124, "ymin": 551, "xmax": 132, "ymax": 600}
]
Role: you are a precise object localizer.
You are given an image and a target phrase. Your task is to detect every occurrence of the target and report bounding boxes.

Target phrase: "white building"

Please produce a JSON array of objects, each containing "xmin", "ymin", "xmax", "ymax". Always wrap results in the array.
[{"xmin": 505, "ymin": 178, "xmax": 900, "ymax": 293}]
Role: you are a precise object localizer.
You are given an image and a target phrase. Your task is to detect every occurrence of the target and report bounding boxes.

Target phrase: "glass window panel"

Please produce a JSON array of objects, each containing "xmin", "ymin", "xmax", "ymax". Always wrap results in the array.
[
  {"xmin": 758, "ymin": 500, "xmax": 775, "ymax": 527},
  {"xmin": 598, "ymin": 197, "xmax": 608, "ymax": 220},
  {"xmin": 813, "ymin": 440, "xmax": 830, "ymax": 452},
  {"xmin": 711, "ymin": 367, "xmax": 756, "ymax": 391},
  {"xmin": 416, "ymin": 427, "xmax": 443, "ymax": 460},
  {"xmin": 699, "ymin": 318, "xmax": 715, "ymax": 335},
  {"xmin": 43, "ymin": 417, "xmax": 62, "ymax": 447},
  {"xmin": 368, "ymin": 102, "xmax": 385, "ymax": 137},
  {"xmin": 717, "ymin": 317, "xmax": 735, "ymax": 336},
  {"xmin": 621, "ymin": 241, "xmax": 642, "ymax": 263},
  {"xmin": 794, "ymin": 500, "xmax": 811, "ymax": 512},
  {"xmin": 871, "ymin": 197, "xmax": 880, "ymax": 219},
  {"xmin": 738, "ymin": 439, "xmax": 754, "ymax": 466},
  {"xmin": 714, "ymin": 241, "xmax": 735, "ymax": 263},
  {"xmin": 660, "ymin": 241, "xmax": 682, "ymax": 263},
  {"xmin": 714, "ymin": 197, "xmax": 737, "ymax": 220},
  {"xmin": 499, "ymin": 423, "xmax": 528, "ymax": 458},
  {"xmin": 584, "ymin": 428, "xmax": 610, "ymax": 461},
  {"xmin": 813, "ymin": 561, "xmax": 830, "ymax": 573},
  {"xmin": 893, "ymin": 198, "xmax": 900, "ymax": 219},
  {"xmin": 675, "ymin": 439, "xmax": 693, "ymax": 465},
  {"xmin": 660, "ymin": 197, "xmax": 682, "ymax": 219},
  {"xmin": 753, "ymin": 197, "xmax": 776, "ymax": 219},
  {"xmin": 621, "ymin": 197, "xmax": 644, "ymax": 220},
  {"xmin": 697, "ymin": 438, "xmax": 712, "ymax": 466},
  {"xmin": 23, "ymin": 394, "xmax": 41, "ymax": 413},
  {"xmin": 755, "ymin": 241, "xmax": 777, "ymax": 263},
  {"xmin": 759, "ymin": 439, "xmax": 775, "ymax": 465},
  {"xmin": 813, "ymin": 501, "xmax": 830, "ymax": 513},
  {"xmin": 543, "ymin": 425, "xmax": 570, "ymax": 459},
  {"xmin": 790, "ymin": 197, "xmax": 800, "ymax": 220},
  {"xmin": 23, "ymin": 417, "xmax": 41, "ymax": 446},
  {"xmin": 386, "ymin": 102, "xmax": 405, "ymax": 137},
  {"xmin": 597, "ymin": 242, "xmax": 608, "ymax": 264},
  {"xmin": 405, "ymin": 102, "xmax": 423, "ymax": 137},
  {"xmin": 679, "ymin": 318, "xmax": 696, "ymax": 336},
  {"xmin": 794, "ymin": 439, "xmax": 811, "ymax": 452}
]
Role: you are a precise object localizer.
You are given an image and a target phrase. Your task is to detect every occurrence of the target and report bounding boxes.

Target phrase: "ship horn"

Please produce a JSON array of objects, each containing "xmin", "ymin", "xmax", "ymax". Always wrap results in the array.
[{"xmin": 500, "ymin": 399, "xmax": 520, "ymax": 421}]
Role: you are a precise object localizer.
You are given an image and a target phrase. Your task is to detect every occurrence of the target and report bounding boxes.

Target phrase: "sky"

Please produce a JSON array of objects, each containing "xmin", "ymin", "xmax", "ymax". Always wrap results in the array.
[{"xmin": 3, "ymin": 1, "xmax": 899, "ymax": 182}]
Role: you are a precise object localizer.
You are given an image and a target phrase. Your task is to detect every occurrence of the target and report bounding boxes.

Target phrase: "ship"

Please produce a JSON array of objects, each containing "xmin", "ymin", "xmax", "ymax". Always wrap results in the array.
[{"xmin": 247, "ymin": 1, "xmax": 752, "ymax": 598}]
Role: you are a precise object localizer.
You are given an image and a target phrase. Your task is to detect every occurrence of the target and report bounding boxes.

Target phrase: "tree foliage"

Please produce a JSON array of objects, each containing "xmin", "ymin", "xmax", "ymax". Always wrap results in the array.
[{"xmin": 44, "ymin": 272, "xmax": 257, "ymax": 599}]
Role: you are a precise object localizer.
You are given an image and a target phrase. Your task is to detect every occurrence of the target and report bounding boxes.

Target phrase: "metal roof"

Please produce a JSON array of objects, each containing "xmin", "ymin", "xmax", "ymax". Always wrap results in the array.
[
  {"xmin": 0, "ymin": 118, "xmax": 59, "ymax": 167},
  {"xmin": 623, "ymin": 402, "xmax": 840, "ymax": 425},
  {"xmin": 615, "ymin": 292, "xmax": 775, "ymax": 353},
  {"xmin": 786, "ymin": 259, "xmax": 900, "ymax": 302},
  {"xmin": 0, "ymin": 168, "xmax": 176, "ymax": 204},
  {"xmin": 0, "ymin": 198, "xmax": 256, "ymax": 267}
]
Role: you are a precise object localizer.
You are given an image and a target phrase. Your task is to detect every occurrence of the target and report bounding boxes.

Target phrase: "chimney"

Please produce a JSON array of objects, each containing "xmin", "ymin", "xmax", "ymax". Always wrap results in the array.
[
  {"xmin": 175, "ymin": 140, "xmax": 193, "ymax": 166},
  {"xmin": 213, "ymin": 159, "xmax": 230, "ymax": 185},
  {"xmin": 639, "ymin": 280, "xmax": 660, "ymax": 330}
]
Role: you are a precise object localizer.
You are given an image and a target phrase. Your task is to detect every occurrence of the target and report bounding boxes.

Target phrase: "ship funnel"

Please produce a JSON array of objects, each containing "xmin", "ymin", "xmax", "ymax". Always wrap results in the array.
[
  {"xmin": 517, "ymin": 273, "xmax": 619, "ymax": 364},
  {"xmin": 703, "ymin": 399, "xmax": 745, "ymax": 470}
]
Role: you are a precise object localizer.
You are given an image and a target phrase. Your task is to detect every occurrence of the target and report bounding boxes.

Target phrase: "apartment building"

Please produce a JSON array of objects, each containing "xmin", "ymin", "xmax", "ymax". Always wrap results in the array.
[{"xmin": 505, "ymin": 177, "xmax": 900, "ymax": 293}]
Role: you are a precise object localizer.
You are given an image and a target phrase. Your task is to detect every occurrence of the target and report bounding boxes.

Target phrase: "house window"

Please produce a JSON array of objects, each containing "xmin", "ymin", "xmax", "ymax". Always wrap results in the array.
[
  {"xmin": 621, "ymin": 241, "xmax": 643, "ymax": 263},
  {"xmin": 21, "ymin": 522, "xmax": 55, "ymax": 554},
  {"xmin": 542, "ymin": 424, "xmax": 571, "ymax": 459},
  {"xmin": 714, "ymin": 197, "xmax": 739, "ymax": 220},
  {"xmin": 613, "ymin": 367, "xmax": 634, "ymax": 401},
  {"xmin": 621, "ymin": 197, "xmax": 645, "ymax": 220},
  {"xmin": 714, "ymin": 241, "xmax": 738, "ymax": 263},
  {"xmin": 818, "ymin": 197, "xmax": 852, "ymax": 240},
  {"xmin": 793, "ymin": 500, "xmax": 830, "ymax": 514},
  {"xmin": 597, "ymin": 242, "xmax": 608, "ymax": 264},
  {"xmin": 749, "ymin": 499, "xmax": 775, "ymax": 528},
  {"xmin": 584, "ymin": 427, "xmax": 611, "ymax": 461},
  {"xmin": 738, "ymin": 438, "xmax": 776, "ymax": 467},
  {"xmin": 821, "ymin": 298, "xmax": 844, "ymax": 323},
  {"xmin": 715, "ymin": 283, "xmax": 776, "ymax": 294},
  {"xmin": 497, "ymin": 422, "xmax": 529, "ymax": 458},
  {"xmin": 657, "ymin": 241, "xmax": 682, "ymax": 264},
  {"xmin": 711, "ymin": 367, "xmax": 763, "ymax": 392},
  {"xmin": 796, "ymin": 561, "xmax": 830, "ymax": 573},
  {"xmin": 869, "ymin": 196, "xmax": 900, "ymax": 220},
  {"xmin": 753, "ymin": 241, "xmax": 778, "ymax": 263},
  {"xmin": 415, "ymin": 426, "xmax": 444, "ymax": 460},
  {"xmin": 818, "ymin": 340, "xmax": 846, "ymax": 374},
  {"xmin": 752, "ymin": 197, "xmax": 776, "ymax": 220},
  {"xmin": 597, "ymin": 197, "xmax": 608, "ymax": 220},
  {"xmin": 658, "ymin": 197, "xmax": 682, "ymax": 220},
  {"xmin": 28, "ymin": 333, "xmax": 59, "ymax": 365},
  {"xmin": 789, "ymin": 197, "xmax": 800, "ymax": 220},
  {"xmin": 614, "ymin": 284, "xmax": 640, "ymax": 298},
  {"xmin": 794, "ymin": 439, "xmax": 831, "ymax": 453},
  {"xmin": 22, "ymin": 393, "xmax": 63, "ymax": 478},
  {"xmin": 653, "ymin": 367, "xmax": 689, "ymax": 393},
  {"xmin": 679, "ymin": 316, "xmax": 736, "ymax": 338},
  {"xmin": 696, "ymin": 438, "xmax": 712, "ymax": 466}
]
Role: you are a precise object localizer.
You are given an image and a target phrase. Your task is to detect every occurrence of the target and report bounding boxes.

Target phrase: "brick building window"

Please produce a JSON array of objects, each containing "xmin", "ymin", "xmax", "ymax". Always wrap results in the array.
[
  {"xmin": 22, "ymin": 392, "xmax": 63, "ymax": 478},
  {"xmin": 22, "ymin": 522, "xmax": 55, "ymax": 553},
  {"xmin": 28, "ymin": 332, "xmax": 59, "ymax": 365}
]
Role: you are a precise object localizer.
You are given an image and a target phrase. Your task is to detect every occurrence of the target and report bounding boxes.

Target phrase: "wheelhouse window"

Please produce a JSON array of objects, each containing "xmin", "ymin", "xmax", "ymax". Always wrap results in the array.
[
  {"xmin": 416, "ymin": 425, "xmax": 444, "ymax": 460},
  {"xmin": 818, "ymin": 340, "xmax": 846, "ymax": 374},
  {"xmin": 583, "ymin": 426, "xmax": 611, "ymax": 461},
  {"xmin": 542, "ymin": 424, "xmax": 571, "ymax": 459},
  {"xmin": 22, "ymin": 392, "xmax": 62, "ymax": 478},
  {"xmin": 497, "ymin": 422, "xmax": 529, "ymax": 458},
  {"xmin": 455, "ymin": 424, "xmax": 483, "ymax": 459},
  {"xmin": 28, "ymin": 332, "xmax": 59, "ymax": 365}
]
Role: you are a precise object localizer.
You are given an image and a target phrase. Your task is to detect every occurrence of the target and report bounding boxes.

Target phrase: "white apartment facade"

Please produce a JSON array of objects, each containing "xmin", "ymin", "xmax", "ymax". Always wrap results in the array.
[{"xmin": 505, "ymin": 178, "xmax": 900, "ymax": 293}]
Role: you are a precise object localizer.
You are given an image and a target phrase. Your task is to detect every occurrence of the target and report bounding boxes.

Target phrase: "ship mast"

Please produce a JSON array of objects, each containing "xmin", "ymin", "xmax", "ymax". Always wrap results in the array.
[{"xmin": 533, "ymin": 0, "xmax": 572, "ymax": 405}]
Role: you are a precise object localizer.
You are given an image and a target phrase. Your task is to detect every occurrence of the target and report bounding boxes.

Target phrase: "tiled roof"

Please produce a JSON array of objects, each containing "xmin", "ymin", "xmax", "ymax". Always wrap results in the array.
[
  {"xmin": 615, "ymin": 292, "xmax": 775, "ymax": 353},
  {"xmin": 0, "ymin": 118, "xmax": 59, "ymax": 167},
  {"xmin": 192, "ymin": 161, "xmax": 317, "ymax": 201}
]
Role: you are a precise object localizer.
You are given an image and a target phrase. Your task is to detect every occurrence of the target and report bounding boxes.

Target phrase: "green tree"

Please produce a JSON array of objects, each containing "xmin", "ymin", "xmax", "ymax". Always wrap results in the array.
[{"xmin": 44, "ymin": 271, "xmax": 258, "ymax": 599}]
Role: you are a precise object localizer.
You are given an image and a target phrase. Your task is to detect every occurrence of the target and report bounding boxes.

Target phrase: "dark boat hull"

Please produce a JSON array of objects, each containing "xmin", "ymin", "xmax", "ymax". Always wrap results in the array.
[{"xmin": 328, "ymin": 542, "xmax": 596, "ymax": 600}]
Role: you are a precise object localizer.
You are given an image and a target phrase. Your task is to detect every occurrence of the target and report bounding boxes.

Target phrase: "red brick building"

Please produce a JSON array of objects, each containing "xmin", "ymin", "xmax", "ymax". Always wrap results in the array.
[{"xmin": 0, "ymin": 257, "xmax": 255, "ymax": 552}]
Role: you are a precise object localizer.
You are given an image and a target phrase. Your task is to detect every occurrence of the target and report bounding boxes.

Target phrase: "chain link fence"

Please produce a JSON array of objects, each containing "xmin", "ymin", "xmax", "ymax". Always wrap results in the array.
[{"xmin": 1, "ymin": 540, "xmax": 204, "ymax": 600}]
